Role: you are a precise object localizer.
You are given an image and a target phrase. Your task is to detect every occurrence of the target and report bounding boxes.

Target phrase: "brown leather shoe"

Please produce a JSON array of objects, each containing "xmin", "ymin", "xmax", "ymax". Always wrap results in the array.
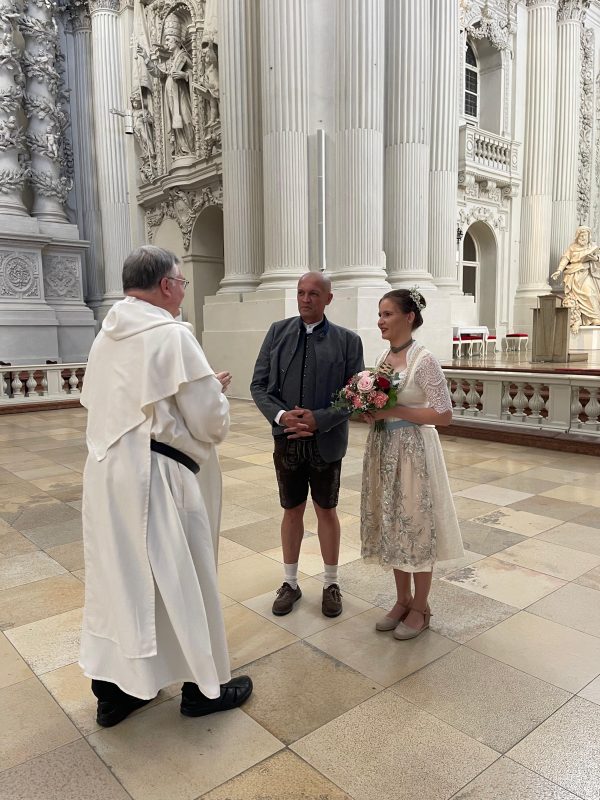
[
  {"xmin": 272, "ymin": 582, "xmax": 302, "ymax": 616},
  {"xmin": 322, "ymin": 583, "xmax": 343, "ymax": 617}
]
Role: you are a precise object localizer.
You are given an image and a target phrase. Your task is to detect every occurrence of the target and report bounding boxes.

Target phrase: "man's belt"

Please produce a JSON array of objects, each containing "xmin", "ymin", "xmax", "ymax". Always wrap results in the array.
[{"xmin": 150, "ymin": 440, "xmax": 200, "ymax": 474}]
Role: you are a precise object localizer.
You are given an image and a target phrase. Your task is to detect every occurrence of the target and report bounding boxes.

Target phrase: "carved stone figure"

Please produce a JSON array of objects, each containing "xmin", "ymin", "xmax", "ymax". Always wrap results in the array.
[
  {"xmin": 0, "ymin": 114, "xmax": 18, "ymax": 150},
  {"xmin": 131, "ymin": 91, "xmax": 155, "ymax": 159},
  {"xmin": 551, "ymin": 226, "xmax": 600, "ymax": 332},
  {"xmin": 197, "ymin": 41, "xmax": 219, "ymax": 129}
]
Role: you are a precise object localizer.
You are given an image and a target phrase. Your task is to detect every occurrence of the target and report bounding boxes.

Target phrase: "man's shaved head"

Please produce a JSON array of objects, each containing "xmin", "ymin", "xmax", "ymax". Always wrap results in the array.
[
  {"xmin": 297, "ymin": 272, "xmax": 332, "ymax": 293},
  {"xmin": 296, "ymin": 271, "xmax": 333, "ymax": 323}
]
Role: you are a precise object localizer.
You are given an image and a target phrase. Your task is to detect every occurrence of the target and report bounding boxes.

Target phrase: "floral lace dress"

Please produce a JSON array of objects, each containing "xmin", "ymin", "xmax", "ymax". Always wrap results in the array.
[{"xmin": 360, "ymin": 342, "xmax": 463, "ymax": 572}]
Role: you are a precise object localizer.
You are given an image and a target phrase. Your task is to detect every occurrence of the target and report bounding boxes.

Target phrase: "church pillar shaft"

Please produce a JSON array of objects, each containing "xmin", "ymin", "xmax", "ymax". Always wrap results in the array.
[
  {"xmin": 219, "ymin": 0, "xmax": 263, "ymax": 293},
  {"xmin": 551, "ymin": 2, "xmax": 583, "ymax": 271},
  {"xmin": 90, "ymin": 0, "xmax": 131, "ymax": 301},
  {"xmin": 258, "ymin": 0, "xmax": 309, "ymax": 288},
  {"xmin": 384, "ymin": 0, "xmax": 433, "ymax": 287},
  {"xmin": 0, "ymin": 0, "xmax": 27, "ymax": 216},
  {"xmin": 518, "ymin": 0, "xmax": 558, "ymax": 292},
  {"xmin": 429, "ymin": 0, "xmax": 459, "ymax": 288},
  {"xmin": 331, "ymin": 0, "xmax": 387, "ymax": 287}
]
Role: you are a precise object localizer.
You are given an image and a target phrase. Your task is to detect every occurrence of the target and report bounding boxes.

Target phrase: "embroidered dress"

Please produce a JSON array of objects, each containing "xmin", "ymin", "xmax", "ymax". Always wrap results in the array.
[{"xmin": 360, "ymin": 342, "xmax": 463, "ymax": 572}]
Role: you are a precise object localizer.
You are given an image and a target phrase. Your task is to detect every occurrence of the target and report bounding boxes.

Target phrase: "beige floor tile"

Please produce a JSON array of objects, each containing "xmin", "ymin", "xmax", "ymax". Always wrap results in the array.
[
  {"xmin": 219, "ymin": 591, "xmax": 236, "ymax": 608},
  {"xmin": 335, "ymin": 559, "xmax": 405, "ymax": 608},
  {"xmin": 223, "ymin": 604, "xmax": 297, "ymax": 669},
  {"xmin": 243, "ymin": 577, "xmax": 373, "ymax": 638},
  {"xmin": 0, "ymin": 550, "xmax": 66, "ymax": 591},
  {"xmin": 5, "ymin": 607, "xmax": 82, "ymax": 674},
  {"xmin": 44, "ymin": 540, "xmax": 85, "ymax": 572},
  {"xmin": 509, "ymin": 494, "xmax": 597, "ymax": 522},
  {"xmin": 0, "ymin": 677, "xmax": 80, "ymax": 772},
  {"xmin": 219, "ymin": 553, "xmax": 305, "ymax": 601},
  {"xmin": 222, "ymin": 480, "xmax": 274, "ymax": 505},
  {"xmin": 0, "ymin": 527, "xmax": 37, "ymax": 557},
  {"xmin": 470, "ymin": 507, "xmax": 563, "ymax": 536},
  {"xmin": 234, "ymin": 640, "xmax": 382, "ymax": 744},
  {"xmin": 12, "ymin": 465, "xmax": 76, "ymax": 481},
  {"xmin": 494, "ymin": 538, "xmax": 600, "ymax": 581},
  {"xmin": 537, "ymin": 521, "xmax": 600, "ymax": 557},
  {"xmin": 573, "ymin": 508, "xmax": 600, "ymax": 530},
  {"xmin": 224, "ymin": 465, "xmax": 278, "ymax": 484},
  {"xmin": 392, "ymin": 647, "xmax": 569, "ymax": 752},
  {"xmin": 262, "ymin": 538, "xmax": 361, "ymax": 576},
  {"xmin": 21, "ymin": 516, "xmax": 83, "ymax": 549},
  {"xmin": 87, "ymin": 697, "xmax": 282, "ymax": 800},
  {"xmin": 540, "ymin": 484, "xmax": 600, "ymax": 509},
  {"xmin": 451, "ymin": 757, "xmax": 580, "ymax": 800},
  {"xmin": 221, "ymin": 517, "xmax": 284, "ymax": 552},
  {"xmin": 577, "ymin": 565, "xmax": 600, "ymax": 591},
  {"xmin": 291, "ymin": 691, "xmax": 498, "ymax": 800},
  {"xmin": 455, "ymin": 484, "xmax": 533, "ymax": 507},
  {"xmin": 306, "ymin": 607, "xmax": 457, "ymax": 686},
  {"xmin": 201, "ymin": 749, "xmax": 353, "ymax": 800},
  {"xmin": 528, "ymin": 583, "xmax": 600, "ymax": 638},
  {"xmin": 219, "ymin": 503, "xmax": 270, "ymax": 532},
  {"xmin": 448, "ymin": 476, "xmax": 480, "ymax": 492},
  {"xmin": 1, "ymin": 496, "xmax": 80, "ymax": 531},
  {"xmin": 442, "ymin": 556, "xmax": 565, "ymax": 608},
  {"xmin": 507, "ymin": 697, "xmax": 600, "ymax": 800},
  {"xmin": 447, "ymin": 466, "xmax": 507, "ymax": 484},
  {"xmin": 217, "ymin": 536, "xmax": 255, "ymax": 564},
  {"xmin": 459, "ymin": 520, "xmax": 526, "ymax": 556},
  {"xmin": 475, "ymin": 458, "xmax": 539, "ymax": 474},
  {"xmin": 488, "ymin": 473, "xmax": 559, "ymax": 495},
  {"xmin": 235, "ymin": 493, "xmax": 294, "ymax": 518},
  {"xmin": 579, "ymin": 675, "xmax": 600, "ymax": 706},
  {"xmin": 452, "ymin": 496, "xmax": 502, "ymax": 521},
  {"xmin": 0, "ymin": 738, "xmax": 130, "ymax": 800},
  {"xmin": 468, "ymin": 611, "xmax": 600, "ymax": 692},
  {"xmin": 0, "ymin": 574, "xmax": 84, "ymax": 629},
  {"xmin": 432, "ymin": 551, "xmax": 485, "ymax": 578},
  {"xmin": 234, "ymin": 451, "xmax": 275, "ymax": 466},
  {"xmin": 428, "ymin": 579, "xmax": 518, "ymax": 643},
  {"xmin": 525, "ymin": 466, "xmax": 590, "ymax": 484},
  {"xmin": 0, "ymin": 631, "xmax": 33, "ymax": 689}
]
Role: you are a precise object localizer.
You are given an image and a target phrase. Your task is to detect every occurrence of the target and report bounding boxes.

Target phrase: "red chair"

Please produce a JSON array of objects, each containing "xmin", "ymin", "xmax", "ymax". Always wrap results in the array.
[{"xmin": 504, "ymin": 333, "xmax": 529, "ymax": 352}]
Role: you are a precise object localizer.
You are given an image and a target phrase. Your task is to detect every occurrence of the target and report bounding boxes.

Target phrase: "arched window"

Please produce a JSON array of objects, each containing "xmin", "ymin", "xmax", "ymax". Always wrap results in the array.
[
  {"xmin": 464, "ymin": 42, "xmax": 479, "ymax": 120},
  {"xmin": 462, "ymin": 231, "xmax": 478, "ymax": 297}
]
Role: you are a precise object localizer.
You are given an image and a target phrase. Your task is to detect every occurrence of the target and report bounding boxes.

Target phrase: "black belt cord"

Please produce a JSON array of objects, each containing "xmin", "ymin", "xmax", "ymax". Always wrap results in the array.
[{"xmin": 150, "ymin": 440, "xmax": 200, "ymax": 474}]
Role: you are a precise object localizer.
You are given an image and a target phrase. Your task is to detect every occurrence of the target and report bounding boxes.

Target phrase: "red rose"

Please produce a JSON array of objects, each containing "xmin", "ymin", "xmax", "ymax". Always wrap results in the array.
[{"xmin": 376, "ymin": 375, "xmax": 391, "ymax": 390}]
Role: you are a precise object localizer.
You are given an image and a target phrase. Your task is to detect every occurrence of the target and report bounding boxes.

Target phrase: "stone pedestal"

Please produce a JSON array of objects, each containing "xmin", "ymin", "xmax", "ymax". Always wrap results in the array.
[{"xmin": 570, "ymin": 326, "xmax": 600, "ymax": 364}]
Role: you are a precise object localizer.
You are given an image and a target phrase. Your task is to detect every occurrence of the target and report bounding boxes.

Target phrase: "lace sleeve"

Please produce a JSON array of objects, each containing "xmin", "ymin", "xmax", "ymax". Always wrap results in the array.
[{"xmin": 414, "ymin": 353, "xmax": 452, "ymax": 414}]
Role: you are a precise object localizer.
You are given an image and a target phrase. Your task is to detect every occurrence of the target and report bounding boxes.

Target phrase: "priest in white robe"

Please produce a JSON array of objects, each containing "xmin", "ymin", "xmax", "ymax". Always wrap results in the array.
[{"xmin": 80, "ymin": 245, "xmax": 252, "ymax": 727}]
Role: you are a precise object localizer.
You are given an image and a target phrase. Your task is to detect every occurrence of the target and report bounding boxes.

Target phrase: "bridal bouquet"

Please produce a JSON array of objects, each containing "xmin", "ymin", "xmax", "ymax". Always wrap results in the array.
[{"xmin": 332, "ymin": 364, "xmax": 398, "ymax": 427}]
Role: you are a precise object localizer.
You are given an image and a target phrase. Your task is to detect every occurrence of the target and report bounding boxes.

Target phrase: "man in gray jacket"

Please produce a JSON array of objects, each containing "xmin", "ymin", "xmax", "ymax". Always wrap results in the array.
[{"xmin": 250, "ymin": 272, "xmax": 364, "ymax": 618}]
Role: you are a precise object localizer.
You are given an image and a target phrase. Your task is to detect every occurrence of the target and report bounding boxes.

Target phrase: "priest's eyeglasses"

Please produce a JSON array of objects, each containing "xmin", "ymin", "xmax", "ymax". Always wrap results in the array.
[{"xmin": 167, "ymin": 276, "xmax": 190, "ymax": 289}]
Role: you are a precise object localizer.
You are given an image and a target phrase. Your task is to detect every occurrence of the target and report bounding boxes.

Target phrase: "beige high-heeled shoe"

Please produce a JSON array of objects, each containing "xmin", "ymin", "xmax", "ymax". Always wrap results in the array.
[
  {"xmin": 393, "ymin": 606, "xmax": 432, "ymax": 640},
  {"xmin": 375, "ymin": 601, "xmax": 412, "ymax": 631}
]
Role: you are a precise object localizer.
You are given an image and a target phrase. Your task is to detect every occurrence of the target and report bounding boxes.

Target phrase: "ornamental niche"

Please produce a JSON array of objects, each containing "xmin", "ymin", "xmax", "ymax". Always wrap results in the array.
[{"xmin": 132, "ymin": 0, "xmax": 219, "ymax": 183}]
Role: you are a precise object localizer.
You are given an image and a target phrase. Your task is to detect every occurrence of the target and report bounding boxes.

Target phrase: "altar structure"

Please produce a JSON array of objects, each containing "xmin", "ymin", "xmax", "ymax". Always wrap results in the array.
[{"xmin": 3, "ymin": 1, "xmax": 600, "ymax": 393}]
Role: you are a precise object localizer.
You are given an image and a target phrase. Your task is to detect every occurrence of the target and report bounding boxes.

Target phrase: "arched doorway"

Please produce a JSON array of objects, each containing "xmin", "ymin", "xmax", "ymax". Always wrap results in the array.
[
  {"xmin": 184, "ymin": 206, "xmax": 224, "ymax": 341},
  {"xmin": 462, "ymin": 220, "xmax": 497, "ymax": 329}
]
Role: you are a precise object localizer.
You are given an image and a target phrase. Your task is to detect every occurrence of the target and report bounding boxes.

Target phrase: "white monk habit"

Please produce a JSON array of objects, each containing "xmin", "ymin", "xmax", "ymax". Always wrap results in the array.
[{"xmin": 80, "ymin": 297, "xmax": 231, "ymax": 699}]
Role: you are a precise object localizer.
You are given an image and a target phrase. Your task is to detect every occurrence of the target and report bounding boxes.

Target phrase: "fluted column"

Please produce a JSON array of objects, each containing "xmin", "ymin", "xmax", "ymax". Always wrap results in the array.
[
  {"xmin": 429, "ymin": 0, "xmax": 459, "ymax": 288},
  {"xmin": 551, "ymin": 0, "xmax": 585, "ymax": 271},
  {"xmin": 0, "ymin": 0, "xmax": 27, "ymax": 216},
  {"xmin": 517, "ymin": 0, "xmax": 558, "ymax": 296},
  {"xmin": 69, "ymin": 7, "xmax": 105, "ymax": 309},
  {"xmin": 218, "ymin": 0, "xmax": 263, "ymax": 293},
  {"xmin": 385, "ymin": 0, "xmax": 434, "ymax": 288},
  {"xmin": 90, "ymin": 0, "xmax": 131, "ymax": 307},
  {"xmin": 331, "ymin": 0, "xmax": 387, "ymax": 287},
  {"xmin": 258, "ymin": 0, "xmax": 309, "ymax": 289},
  {"xmin": 21, "ymin": 0, "xmax": 68, "ymax": 221}
]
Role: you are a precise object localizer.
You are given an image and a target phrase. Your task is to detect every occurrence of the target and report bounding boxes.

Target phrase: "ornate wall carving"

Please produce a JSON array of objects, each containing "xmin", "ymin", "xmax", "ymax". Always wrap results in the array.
[
  {"xmin": 557, "ymin": 0, "xmax": 590, "ymax": 23},
  {"xmin": 458, "ymin": 204, "xmax": 506, "ymax": 231},
  {"xmin": 0, "ymin": 251, "xmax": 41, "ymax": 299},
  {"xmin": 43, "ymin": 253, "xmax": 83, "ymax": 300},
  {"xmin": 461, "ymin": 0, "xmax": 516, "ymax": 51},
  {"xmin": 578, "ymin": 26, "xmax": 594, "ymax": 225},
  {"xmin": 145, "ymin": 182, "xmax": 222, "ymax": 250}
]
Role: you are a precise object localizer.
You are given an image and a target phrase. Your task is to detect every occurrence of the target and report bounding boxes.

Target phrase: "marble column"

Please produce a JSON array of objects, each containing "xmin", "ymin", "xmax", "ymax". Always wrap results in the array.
[
  {"xmin": 0, "ymin": 0, "xmax": 27, "ymax": 217},
  {"xmin": 551, "ymin": 0, "xmax": 585, "ymax": 271},
  {"xmin": 429, "ymin": 0, "xmax": 459, "ymax": 289},
  {"xmin": 384, "ymin": 0, "xmax": 434, "ymax": 288},
  {"xmin": 258, "ymin": 0, "xmax": 309, "ymax": 288},
  {"xmin": 218, "ymin": 0, "xmax": 263, "ymax": 293},
  {"xmin": 517, "ymin": 0, "xmax": 558, "ymax": 297},
  {"xmin": 331, "ymin": 0, "xmax": 387, "ymax": 287},
  {"xmin": 68, "ymin": 7, "xmax": 105, "ymax": 309},
  {"xmin": 21, "ymin": 0, "xmax": 68, "ymax": 222},
  {"xmin": 90, "ymin": 0, "xmax": 131, "ymax": 309}
]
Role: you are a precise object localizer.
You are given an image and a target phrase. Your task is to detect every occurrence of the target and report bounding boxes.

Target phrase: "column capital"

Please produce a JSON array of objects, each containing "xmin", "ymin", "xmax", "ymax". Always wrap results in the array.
[
  {"xmin": 557, "ymin": 0, "xmax": 590, "ymax": 22},
  {"xmin": 526, "ymin": 0, "xmax": 558, "ymax": 7},
  {"xmin": 89, "ymin": 0, "xmax": 119, "ymax": 13}
]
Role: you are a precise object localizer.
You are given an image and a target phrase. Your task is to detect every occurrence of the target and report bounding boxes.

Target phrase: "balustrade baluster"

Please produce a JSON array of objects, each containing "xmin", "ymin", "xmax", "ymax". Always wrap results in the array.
[
  {"xmin": 571, "ymin": 386, "xmax": 584, "ymax": 426},
  {"xmin": 0, "ymin": 371, "xmax": 9, "ymax": 399},
  {"xmin": 583, "ymin": 386, "xmax": 600, "ymax": 428},
  {"xmin": 40, "ymin": 372, "xmax": 48, "ymax": 396},
  {"xmin": 465, "ymin": 381, "xmax": 481, "ymax": 414},
  {"xmin": 11, "ymin": 373, "xmax": 25, "ymax": 399},
  {"xmin": 512, "ymin": 383, "xmax": 528, "ymax": 420},
  {"xmin": 68, "ymin": 369, "xmax": 80, "ymax": 395},
  {"xmin": 451, "ymin": 378, "xmax": 467, "ymax": 412},
  {"xmin": 528, "ymin": 383, "xmax": 545, "ymax": 422},
  {"xmin": 501, "ymin": 382, "xmax": 513, "ymax": 418},
  {"xmin": 26, "ymin": 373, "xmax": 38, "ymax": 398}
]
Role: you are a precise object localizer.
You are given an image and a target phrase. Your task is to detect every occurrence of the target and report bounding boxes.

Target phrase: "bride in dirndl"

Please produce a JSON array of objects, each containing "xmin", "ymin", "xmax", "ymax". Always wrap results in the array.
[{"xmin": 360, "ymin": 288, "xmax": 463, "ymax": 640}]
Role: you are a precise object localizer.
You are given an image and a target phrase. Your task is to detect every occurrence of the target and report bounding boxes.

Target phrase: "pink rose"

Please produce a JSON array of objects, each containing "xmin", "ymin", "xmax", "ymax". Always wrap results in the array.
[
  {"xmin": 352, "ymin": 395, "xmax": 363, "ymax": 409},
  {"xmin": 373, "ymin": 392, "xmax": 387, "ymax": 408},
  {"xmin": 357, "ymin": 370, "xmax": 370, "ymax": 378},
  {"xmin": 357, "ymin": 375, "xmax": 375, "ymax": 392}
]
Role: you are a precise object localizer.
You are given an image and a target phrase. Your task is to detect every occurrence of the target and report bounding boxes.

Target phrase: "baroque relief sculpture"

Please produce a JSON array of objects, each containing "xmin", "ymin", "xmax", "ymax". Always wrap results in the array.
[{"xmin": 551, "ymin": 226, "xmax": 600, "ymax": 332}]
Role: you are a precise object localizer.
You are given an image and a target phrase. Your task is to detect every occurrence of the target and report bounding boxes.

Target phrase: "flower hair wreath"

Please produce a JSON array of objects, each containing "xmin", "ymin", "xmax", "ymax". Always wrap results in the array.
[{"xmin": 409, "ymin": 286, "xmax": 425, "ymax": 311}]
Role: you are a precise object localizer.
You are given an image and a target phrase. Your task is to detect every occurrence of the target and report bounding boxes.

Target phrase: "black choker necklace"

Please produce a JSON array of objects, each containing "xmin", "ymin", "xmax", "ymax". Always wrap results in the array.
[{"xmin": 390, "ymin": 338, "xmax": 414, "ymax": 354}]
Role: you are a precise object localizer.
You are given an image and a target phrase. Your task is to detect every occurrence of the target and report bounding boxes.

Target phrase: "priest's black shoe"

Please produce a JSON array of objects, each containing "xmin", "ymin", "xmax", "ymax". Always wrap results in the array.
[
  {"xmin": 96, "ymin": 697, "xmax": 152, "ymax": 728},
  {"xmin": 180, "ymin": 676, "xmax": 253, "ymax": 717}
]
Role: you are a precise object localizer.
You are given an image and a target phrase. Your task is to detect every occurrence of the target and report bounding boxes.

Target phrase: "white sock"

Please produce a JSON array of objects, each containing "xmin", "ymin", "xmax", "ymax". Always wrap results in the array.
[
  {"xmin": 284, "ymin": 562, "xmax": 299, "ymax": 590},
  {"xmin": 323, "ymin": 564, "xmax": 339, "ymax": 588}
]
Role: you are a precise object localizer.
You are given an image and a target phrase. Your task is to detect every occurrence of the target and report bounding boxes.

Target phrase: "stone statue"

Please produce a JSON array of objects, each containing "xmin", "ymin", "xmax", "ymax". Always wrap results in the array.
[
  {"xmin": 197, "ymin": 41, "xmax": 219, "ymax": 129},
  {"xmin": 551, "ymin": 225, "xmax": 600, "ymax": 332},
  {"xmin": 45, "ymin": 125, "xmax": 59, "ymax": 160},
  {"xmin": 131, "ymin": 90, "xmax": 155, "ymax": 160},
  {"xmin": 0, "ymin": 115, "xmax": 18, "ymax": 150},
  {"xmin": 138, "ymin": 14, "xmax": 195, "ymax": 159}
]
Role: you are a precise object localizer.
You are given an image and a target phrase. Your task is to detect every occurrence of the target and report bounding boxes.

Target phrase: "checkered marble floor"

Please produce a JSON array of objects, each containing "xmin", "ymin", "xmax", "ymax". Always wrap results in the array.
[{"xmin": 1, "ymin": 400, "xmax": 600, "ymax": 800}]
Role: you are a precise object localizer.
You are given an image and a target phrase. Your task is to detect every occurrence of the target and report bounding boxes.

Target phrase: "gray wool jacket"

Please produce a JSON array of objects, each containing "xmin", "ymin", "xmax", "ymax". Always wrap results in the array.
[{"xmin": 250, "ymin": 316, "xmax": 364, "ymax": 463}]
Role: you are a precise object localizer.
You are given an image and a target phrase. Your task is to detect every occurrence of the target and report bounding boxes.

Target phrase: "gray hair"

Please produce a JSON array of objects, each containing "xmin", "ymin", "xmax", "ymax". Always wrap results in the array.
[{"xmin": 122, "ymin": 245, "xmax": 179, "ymax": 291}]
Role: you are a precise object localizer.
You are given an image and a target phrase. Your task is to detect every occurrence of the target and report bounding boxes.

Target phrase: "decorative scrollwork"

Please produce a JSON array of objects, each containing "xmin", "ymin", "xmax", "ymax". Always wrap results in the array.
[
  {"xmin": 0, "ymin": 85, "xmax": 23, "ymax": 114},
  {"xmin": 578, "ymin": 27, "xmax": 594, "ymax": 225},
  {"xmin": 29, "ymin": 169, "xmax": 72, "ymax": 203},
  {"xmin": 145, "ymin": 182, "xmax": 224, "ymax": 250},
  {"xmin": 0, "ymin": 166, "xmax": 29, "ymax": 194}
]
